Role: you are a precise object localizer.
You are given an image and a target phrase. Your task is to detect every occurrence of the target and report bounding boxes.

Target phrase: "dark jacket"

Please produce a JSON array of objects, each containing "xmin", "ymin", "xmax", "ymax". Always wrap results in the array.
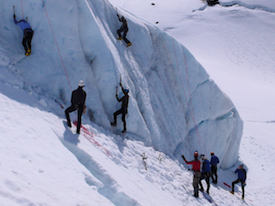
[
  {"xmin": 116, "ymin": 88, "xmax": 129, "ymax": 113},
  {"xmin": 201, "ymin": 159, "xmax": 211, "ymax": 173},
  {"xmin": 235, "ymin": 168, "xmax": 246, "ymax": 182},
  {"xmin": 118, "ymin": 16, "xmax": 128, "ymax": 30},
  {"xmin": 210, "ymin": 155, "xmax": 220, "ymax": 166},
  {"xmin": 71, "ymin": 87, "xmax": 86, "ymax": 106}
]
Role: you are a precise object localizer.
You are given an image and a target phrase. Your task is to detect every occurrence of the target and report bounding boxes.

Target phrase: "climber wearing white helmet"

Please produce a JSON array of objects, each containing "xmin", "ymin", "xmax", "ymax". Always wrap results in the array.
[{"xmin": 65, "ymin": 80, "xmax": 86, "ymax": 134}]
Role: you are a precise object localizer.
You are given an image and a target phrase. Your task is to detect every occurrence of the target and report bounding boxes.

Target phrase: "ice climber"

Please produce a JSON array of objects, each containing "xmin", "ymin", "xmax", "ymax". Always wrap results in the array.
[
  {"xmin": 13, "ymin": 15, "xmax": 34, "ymax": 56},
  {"xmin": 230, "ymin": 164, "xmax": 247, "ymax": 199},
  {"xmin": 65, "ymin": 80, "xmax": 87, "ymax": 134},
  {"xmin": 182, "ymin": 151, "xmax": 201, "ymax": 198},
  {"xmin": 117, "ymin": 14, "xmax": 132, "ymax": 47},
  {"xmin": 210, "ymin": 151, "xmax": 219, "ymax": 184},
  {"xmin": 199, "ymin": 154, "xmax": 211, "ymax": 194},
  {"xmin": 111, "ymin": 82, "xmax": 129, "ymax": 133}
]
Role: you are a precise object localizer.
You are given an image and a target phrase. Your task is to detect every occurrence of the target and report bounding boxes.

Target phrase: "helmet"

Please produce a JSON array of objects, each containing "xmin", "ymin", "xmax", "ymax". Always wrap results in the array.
[
  {"xmin": 194, "ymin": 151, "xmax": 199, "ymax": 157},
  {"xmin": 78, "ymin": 80, "xmax": 85, "ymax": 87},
  {"xmin": 211, "ymin": 152, "xmax": 214, "ymax": 155},
  {"xmin": 124, "ymin": 89, "xmax": 129, "ymax": 93},
  {"xmin": 200, "ymin": 154, "xmax": 205, "ymax": 160}
]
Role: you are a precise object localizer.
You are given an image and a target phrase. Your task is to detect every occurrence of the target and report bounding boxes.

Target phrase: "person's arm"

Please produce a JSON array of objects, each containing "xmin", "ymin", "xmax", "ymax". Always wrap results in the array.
[
  {"xmin": 182, "ymin": 155, "xmax": 191, "ymax": 164},
  {"xmin": 13, "ymin": 15, "xmax": 18, "ymax": 24},
  {"xmin": 71, "ymin": 91, "xmax": 74, "ymax": 104},
  {"xmin": 83, "ymin": 91, "xmax": 87, "ymax": 105}
]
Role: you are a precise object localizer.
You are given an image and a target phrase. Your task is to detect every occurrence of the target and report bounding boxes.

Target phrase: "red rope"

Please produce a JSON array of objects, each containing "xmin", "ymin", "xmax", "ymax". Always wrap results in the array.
[
  {"xmin": 172, "ymin": 39, "xmax": 207, "ymax": 155},
  {"xmin": 41, "ymin": 0, "xmax": 72, "ymax": 91},
  {"xmin": 20, "ymin": 0, "xmax": 24, "ymax": 19}
]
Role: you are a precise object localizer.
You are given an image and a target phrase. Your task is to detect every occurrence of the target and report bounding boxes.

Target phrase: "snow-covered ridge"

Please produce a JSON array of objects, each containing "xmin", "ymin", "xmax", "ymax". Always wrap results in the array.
[
  {"xmin": 196, "ymin": 1, "xmax": 275, "ymax": 13},
  {"xmin": 0, "ymin": 0, "xmax": 242, "ymax": 168}
]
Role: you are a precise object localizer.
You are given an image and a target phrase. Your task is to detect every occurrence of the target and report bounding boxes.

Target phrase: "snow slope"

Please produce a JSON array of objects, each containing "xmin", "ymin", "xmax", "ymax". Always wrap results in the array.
[{"xmin": 1, "ymin": 0, "xmax": 273, "ymax": 205}]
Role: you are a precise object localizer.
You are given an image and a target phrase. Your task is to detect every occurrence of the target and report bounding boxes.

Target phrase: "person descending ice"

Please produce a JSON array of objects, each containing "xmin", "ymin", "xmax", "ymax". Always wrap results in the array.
[
  {"xmin": 210, "ymin": 152, "xmax": 219, "ymax": 184},
  {"xmin": 116, "ymin": 14, "xmax": 132, "ymax": 47},
  {"xmin": 111, "ymin": 82, "xmax": 129, "ymax": 133},
  {"xmin": 182, "ymin": 151, "xmax": 201, "ymax": 198},
  {"xmin": 13, "ymin": 10, "xmax": 34, "ymax": 56},
  {"xmin": 65, "ymin": 80, "xmax": 87, "ymax": 134}
]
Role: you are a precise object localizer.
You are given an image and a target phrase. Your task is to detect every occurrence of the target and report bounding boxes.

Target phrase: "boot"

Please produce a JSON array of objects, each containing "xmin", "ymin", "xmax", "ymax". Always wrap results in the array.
[
  {"xmin": 230, "ymin": 191, "xmax": 234, "ymax": 194},
  {"xmin": 67, "ymin": 121, "xmax": 72, "ymax": 128},
  {"xmin": 127, "ymin": 42, "xmax": 132, "ymax": 47},
  {"xmin": 117, "ymin": 37, "xmax": 123, "ymax": 40},
  {"xmin": 111, "ymin": 122, "xmax": 116, "ymax": 127}
]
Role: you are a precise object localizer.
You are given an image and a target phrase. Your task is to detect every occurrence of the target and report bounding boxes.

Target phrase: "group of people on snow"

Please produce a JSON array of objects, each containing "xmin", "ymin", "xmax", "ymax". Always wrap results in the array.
[
  {"xmin": 182, "ymin": 151, "xmax": 246, "ymax": 199},
  {"xmin": 13, "ymin": 12, "xmax": 131, "ymax": 134}
]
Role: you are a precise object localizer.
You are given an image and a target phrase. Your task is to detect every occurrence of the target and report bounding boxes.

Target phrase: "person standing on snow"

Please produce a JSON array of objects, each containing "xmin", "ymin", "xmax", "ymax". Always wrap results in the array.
[
  {"xmin": 210, "ymin": 151, "xmax": 219, "ymax": 184},
  {"xmin": 13, "ymin": 14, "xmax": 34, "ymax": 56},
  {"xmin": 182, "ymin": 151, "xmax": 201, "ymax": 198},
  {"xmin": 111, "ymin": 82, "xmax": 129, "ymax": 133},
  {"xmin": 199, "ymin": 154, "xmax": 211, "ymax": 194},
  {"xmin": 117, "ymin": 14, "xmax": 132, "ymax": 47},
  {"xmin": 230, "ymin": 164, "xmax": 247, "ymax": 199},
  {"xmin": 65, "ymin": 80, "xmax": 86, "ymax": 134}
]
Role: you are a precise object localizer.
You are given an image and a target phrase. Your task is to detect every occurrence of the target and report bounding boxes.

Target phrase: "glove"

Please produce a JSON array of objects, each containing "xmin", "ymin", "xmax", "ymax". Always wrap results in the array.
[
  {"xmin": 13, "ymin": 14, "xmax": 16, "ymax": 19},
  {"xmin": 119, "ymin": 82, "xmax": 122, "ymax": 87},
  {"xmin": 181, "ymin": 155, "xmax": 186, "ymax": 160},
  {"xmin": 116, "ymin": 94, "xmax": 118, "ymax": 98}
]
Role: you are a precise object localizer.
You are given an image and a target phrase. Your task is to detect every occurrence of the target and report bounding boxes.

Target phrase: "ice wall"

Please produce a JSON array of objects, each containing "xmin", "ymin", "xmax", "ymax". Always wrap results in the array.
[{"xmin": 0, "ymin": 0, "xmax": 243, "ymax": 168}]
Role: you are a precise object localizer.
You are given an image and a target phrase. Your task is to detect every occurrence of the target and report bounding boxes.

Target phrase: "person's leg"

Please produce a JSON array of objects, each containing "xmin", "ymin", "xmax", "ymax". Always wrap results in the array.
[
  {"xmin": 65, "ymin": 105, "xmax": 76, "ymax": 127},
  {"xmin": 231, "ymin": 179, "xmax": 240, "ymax": 193},
  {"xmin": 193, "ymin": 172, "xmax": 201, "ymax": 197},
  {"xmin": 199, "ymin": 173, "xmax": 205, "ymax": 191},
  {"xmin": 117, "ymin": 27, "xmax": 123, "ymax": 38},
  {"xmin": 22, "ymin": 35, "xmax": 28, "ymax": 53},
  {"xmin": 206, "ymin": 173, "xmax": 210, "ymax": 194},
  {"xmin": 76, "ymin": 106, "xmax": 84, "ymax": 134},
  {"xmin": 122, "ymin": 28, "xmax": 131, "ymax": 45},
  {"xmin": 111, "ymin": 109, "xmax": 123, "ymax": 126},
  {"xmin": 122, "ymin": 112, "xmax": 126, "ymax": 132},
  {"xmin": 213, "ymin": 165, "xmax": 218, "ymax": 183},
  {"xmin": 241, "ymin": 180, "xmax": 245, "ymax": 199},
  {"xmin": 27, "ymin": 32, "xmax": 33, "ymax": 50}
]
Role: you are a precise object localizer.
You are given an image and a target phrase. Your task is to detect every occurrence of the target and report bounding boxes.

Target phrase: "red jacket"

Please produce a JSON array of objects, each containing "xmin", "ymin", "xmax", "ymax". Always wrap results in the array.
[{"xmin": 184, "ymin": 159, "xmax": 201, "ymax": 172}]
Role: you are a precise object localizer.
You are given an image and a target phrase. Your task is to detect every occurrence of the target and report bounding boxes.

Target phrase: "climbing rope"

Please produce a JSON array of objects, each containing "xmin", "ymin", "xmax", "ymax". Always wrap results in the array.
[{"xmin": 41, "ymin": 0, "xmax": 72, "ymax": 91}]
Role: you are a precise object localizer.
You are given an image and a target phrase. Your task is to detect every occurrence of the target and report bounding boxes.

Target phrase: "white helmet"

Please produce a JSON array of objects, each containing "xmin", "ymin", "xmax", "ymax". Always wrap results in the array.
[{"xmin": 78, "ymin": 80, "xmax": 85, "ymax": 87}]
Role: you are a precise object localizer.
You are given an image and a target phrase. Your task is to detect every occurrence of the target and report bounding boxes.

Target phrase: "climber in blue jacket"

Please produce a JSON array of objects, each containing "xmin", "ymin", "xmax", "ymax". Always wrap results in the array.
[
  {"xmin": 230, "ymin": 164, "xmax": 247, "ymax": 199},
  {"xmin": 14, "ymin": 14, "xmax": 34, "ymax": 56}
]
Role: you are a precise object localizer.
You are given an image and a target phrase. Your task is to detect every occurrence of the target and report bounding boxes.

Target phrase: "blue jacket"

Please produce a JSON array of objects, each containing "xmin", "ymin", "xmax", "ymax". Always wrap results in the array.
[
  {"xmin": 235, "ymin": 168, "xmax": 246, "ymax": 182},
  {"xmin": 14, "ymin": 19, "xmax": 33, "ymax": 33},
  {"xmin": 201, "ymin": 159, "xmax": 211, "ymax": 173},
  {"xmin": 210, "ymin": 155, "xmax": 220, "ymax": 166}
]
